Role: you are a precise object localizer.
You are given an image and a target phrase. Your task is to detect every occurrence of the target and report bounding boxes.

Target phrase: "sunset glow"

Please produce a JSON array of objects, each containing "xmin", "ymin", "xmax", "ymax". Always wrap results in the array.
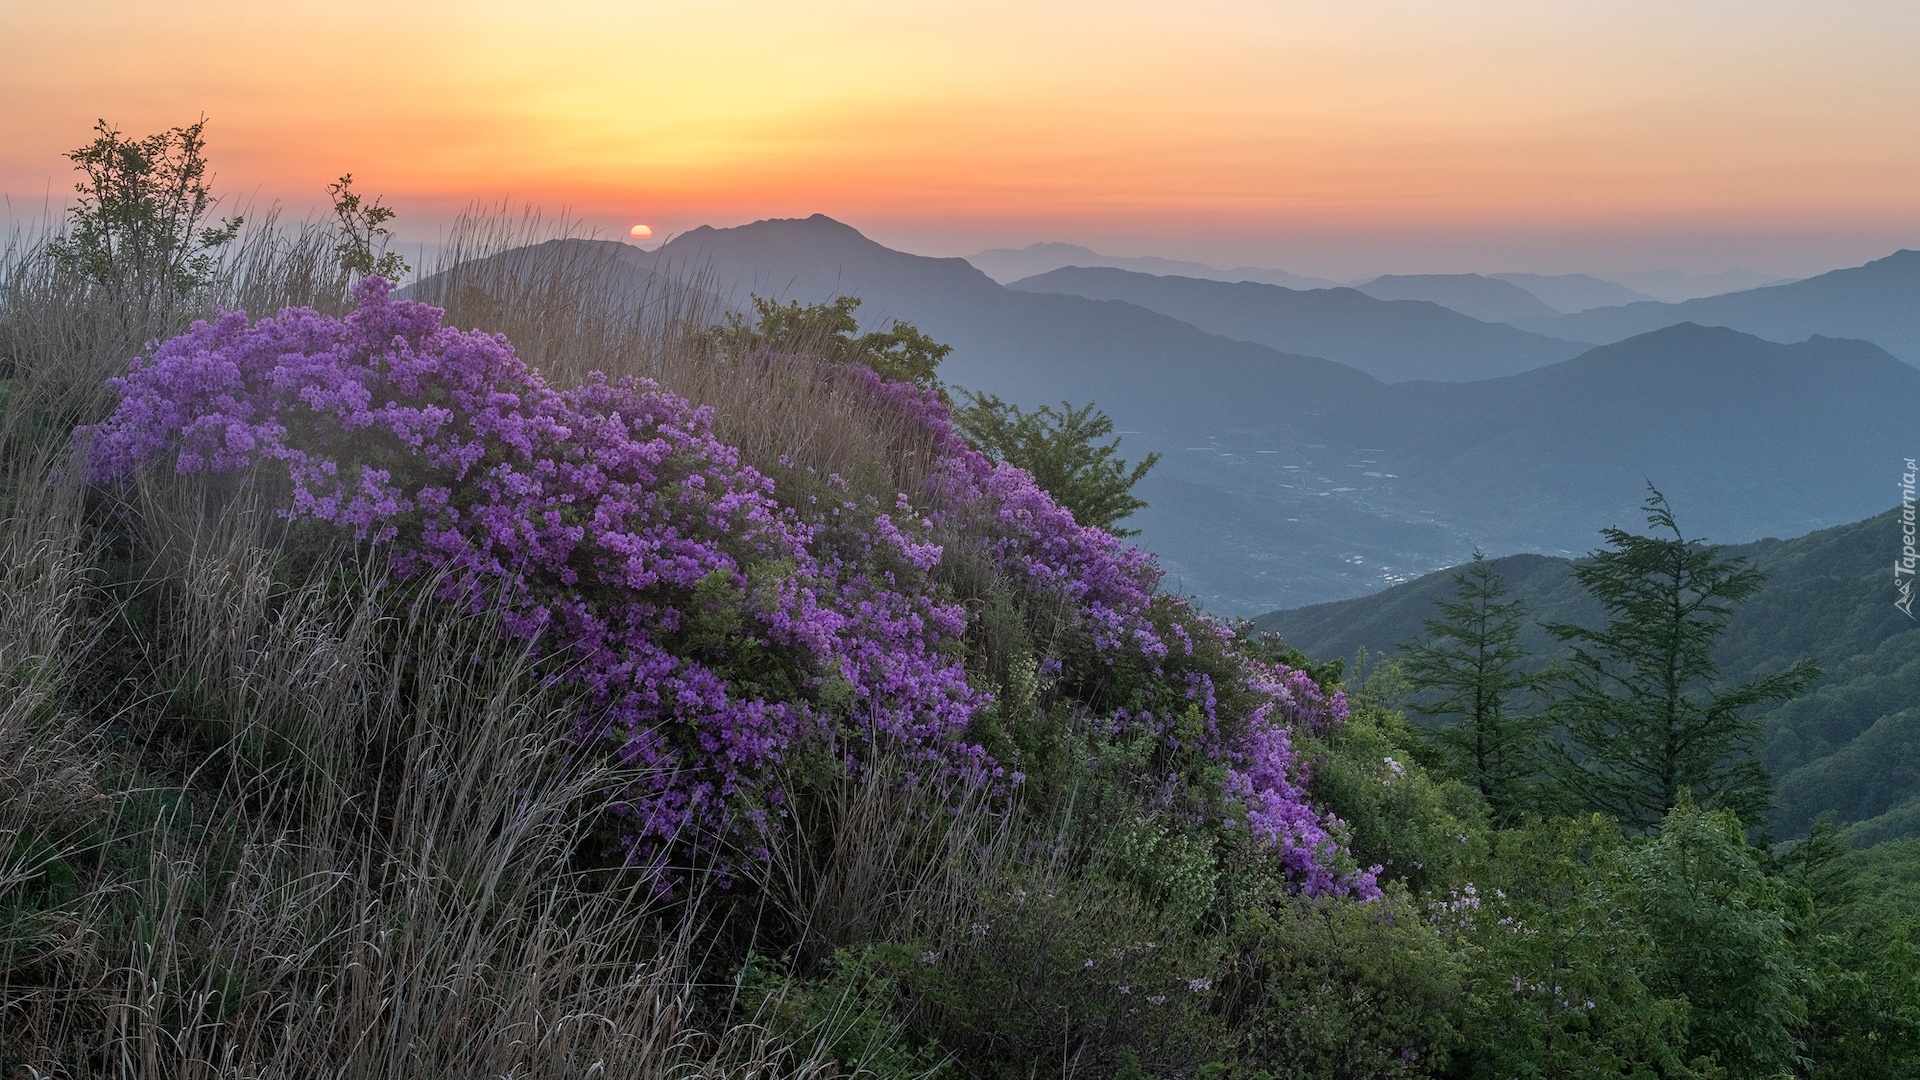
[{"xmin": 5, "ymin": 0, "xmax": 1918, "ymax": 274}]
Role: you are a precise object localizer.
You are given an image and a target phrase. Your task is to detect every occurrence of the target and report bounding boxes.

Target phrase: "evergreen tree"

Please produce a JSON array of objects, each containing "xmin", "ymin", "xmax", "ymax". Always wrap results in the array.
[
  {"xmin": 1544, "ymin": 487, "xmax": 1817, "ymax": 831},
  {"xmin": 1399, "ymin": 552, "xmax": 1541, "ymax": 823}
]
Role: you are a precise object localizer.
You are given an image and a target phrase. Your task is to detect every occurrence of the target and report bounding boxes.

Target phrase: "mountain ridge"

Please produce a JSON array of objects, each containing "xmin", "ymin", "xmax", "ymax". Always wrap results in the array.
[
  {"xmin": 1527, "ymin": 249, "xmax": 1920, "ymax": 362},
  {"xmin": 964, "ymin": 241, "xmax": 1336, "ymax": 290},
  {"xmin": 1008, "ymin": 264, "xmax": 1587, "ymax": 382}
]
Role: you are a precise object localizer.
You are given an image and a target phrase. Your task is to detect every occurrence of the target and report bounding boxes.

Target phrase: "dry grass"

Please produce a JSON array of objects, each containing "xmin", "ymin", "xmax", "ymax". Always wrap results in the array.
[{"xmin": 0, "ymin": 214, "xmax": 352, "ymax": 463}]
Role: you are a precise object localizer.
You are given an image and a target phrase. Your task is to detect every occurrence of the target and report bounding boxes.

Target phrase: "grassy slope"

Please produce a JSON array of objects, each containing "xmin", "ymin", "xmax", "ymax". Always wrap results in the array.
[{"xmin": 1255, "ymin": 506, "xmax": 1920, "ymax": 841}]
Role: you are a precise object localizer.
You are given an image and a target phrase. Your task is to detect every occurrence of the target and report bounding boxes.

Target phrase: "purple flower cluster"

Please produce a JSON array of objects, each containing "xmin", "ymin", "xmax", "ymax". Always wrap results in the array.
[
  {"xmin": 83, "ymin": 279, "xmax": 1373, "ymax": 896},
  {"xmin": 84, "ymin": 279, "xmax": 979, "ymax": 860},
  {"xmin": 1231, "ymin": 661, "xmax": 1380, "ymax": 898},
  {"xmin": 874, "ymin": 378, "xmax": 1377, "ymax": 897}
]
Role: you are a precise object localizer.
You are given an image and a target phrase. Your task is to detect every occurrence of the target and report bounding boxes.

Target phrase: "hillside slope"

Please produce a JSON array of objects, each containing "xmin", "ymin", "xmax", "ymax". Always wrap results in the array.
[
  {"xmin": 1255, "ymin": 507, "xmax": 1920, "ymax": 841},
  {"xmin": 1314, "ymin": 325, "xmax": 1918, "ymax": 552}
]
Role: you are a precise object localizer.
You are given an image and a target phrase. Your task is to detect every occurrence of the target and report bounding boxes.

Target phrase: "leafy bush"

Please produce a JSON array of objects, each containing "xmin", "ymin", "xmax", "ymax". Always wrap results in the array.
[
  {"xmin": 1221, "ymin": 894, "xmax": 1464, "ymax": 1079},
  {"xmin": 711, "ymin": 294, "xmax": 951, "ymax": 393},
  {"xmin": 45, "ymin": 117, "xmax": 243, "ymax": 301},
  {"xmin": 951, "ymin": 392, "xmax": 1160, "ymax": 536},
  {"xmin": 1626, "ymin": 806, "xmax": 1805, "ymax": 1077}
]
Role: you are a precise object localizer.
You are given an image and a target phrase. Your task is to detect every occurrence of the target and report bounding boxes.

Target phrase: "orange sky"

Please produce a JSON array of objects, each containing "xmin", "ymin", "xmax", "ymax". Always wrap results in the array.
[{"xmin": 5, "ymin": 0, "xmax": 1919, "ymax": 276}]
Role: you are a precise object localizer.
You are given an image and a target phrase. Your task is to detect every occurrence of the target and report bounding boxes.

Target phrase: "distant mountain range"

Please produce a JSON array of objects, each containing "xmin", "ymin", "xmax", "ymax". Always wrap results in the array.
[
  {"xmin": 1488, "ymin": 273, "xmax": 1657, "ymax": 313},
  {"xmin": 1588, "ymin": 267, "xmax": 1792, "ymax": 304},
  {"xmin": 963, "ymin": 242, "xmax": 1337, "ymax": 290},
  {"xmin": 1254, "ymin": 506, "xmax": 1920, "ymax": 844},
  {"xmin": 1355, "ymin": 273, "xmax": 1563, "ymax": 324},
  {"xmin": 1010, "ymin": 266, "xmax": 1586, "ymax": 381},
  {"xmin": 1523, "ymin": 250, "xmax": 1920, "ymax": 363},
  {"xmin": 436, "ymin": 216, "xmax": 1920, "ymax": 617}
]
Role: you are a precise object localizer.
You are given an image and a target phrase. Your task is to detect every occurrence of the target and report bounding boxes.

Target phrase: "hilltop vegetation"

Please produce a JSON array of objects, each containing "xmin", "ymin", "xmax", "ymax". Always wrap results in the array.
[
  {"xmin": 4, "ymin": 123, "xmax": 1920, "ymax": 1077},
  {"xmin": 1257, "ymin": 505, "xmax": 1920, "ymax": 844}
]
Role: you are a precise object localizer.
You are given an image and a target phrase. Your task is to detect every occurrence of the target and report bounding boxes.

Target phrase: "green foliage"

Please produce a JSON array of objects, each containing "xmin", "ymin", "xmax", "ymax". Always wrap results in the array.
[
  {"xmin": 1259, "ymin": 506, "xmax": 1920, "ymax": 843},
  {"xmin": 1221, "ymin": 894, "xmax": 1464, "ymax": 1079},
  {"xmin": 327, "ymin": 173, "xmax": 410, "ymax": 281},
  {"xmin": 711, "ymin": 294, "xmax": 952, "ymax": 392},
  {"xmin": 951, "ymin": 392, "xmax": 1161, "ymax": 536},
  {"xmin": 901, "ymin": 867, "xmax": 1233, "ymax": 1079},
  {"xmin": 1542, "ymin": 487, "xmax": 1817, "ymax": 831},
  {"xmin": 741, "ymin": 949, "xmax": 952, "ymax": 1079},
  {"xmin": 1399, "ymin": 554, "xmax": 1544, "ymax": 824},
  {"xmin": 1299, "ymin": 693, "xmax": 1487, "ymax": 899},
  {"xmin": 44, "ymin": 117, "xmax": 242, "ymax": 300},
  {"xmin": 1781, "ymin": 827, "xmax": 1920, "ymax": 1078},
  {"xmin": 1626, "ymin": 805, "xmax": 1805, "ymax": 1076},
  {"xmin": 1447, "ymin": 815, "xmax": 1717, "ymax": 1080}
]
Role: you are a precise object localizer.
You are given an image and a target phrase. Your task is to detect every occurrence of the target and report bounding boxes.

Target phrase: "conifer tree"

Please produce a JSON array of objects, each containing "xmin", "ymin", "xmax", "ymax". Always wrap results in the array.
[
  {"xmin": 1399, "ymin": 552, "xmax": 1540, "ymax": 823},
  {"xmin": 1543, "ymin": 487, "xmax": 1817, "ymax": 831}
]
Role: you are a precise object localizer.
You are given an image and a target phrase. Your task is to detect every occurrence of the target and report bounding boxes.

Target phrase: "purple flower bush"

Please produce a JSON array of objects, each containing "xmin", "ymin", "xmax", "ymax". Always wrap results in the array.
[{"xmin": 83, "ymin": 278, "xmax": 1373, "ymax": 896}]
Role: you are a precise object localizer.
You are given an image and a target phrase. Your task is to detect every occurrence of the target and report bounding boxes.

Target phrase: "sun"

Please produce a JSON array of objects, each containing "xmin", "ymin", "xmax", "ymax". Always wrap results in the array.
[{"xmin": 629, "ymin": 224, "xmax": 653, "ymax": 240}]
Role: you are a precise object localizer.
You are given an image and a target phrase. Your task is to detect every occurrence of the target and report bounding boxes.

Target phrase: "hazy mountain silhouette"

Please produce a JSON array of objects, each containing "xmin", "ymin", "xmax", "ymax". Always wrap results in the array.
[
  {"xmin": 1355, "ymin": 273, "xmax": 1561, "ymax": 324},
  {"xmin": 1591, "ymin": 267, "xmax": 1792, "ymax": 303},
  {"xmin": 1008, "ymin": 265, "xmax": 1585, "ymax": 381},
  {"xmin": 1488, "ymin": 272, "xmax": 1656, "ymax": 313},
  {"xmin": 454, "ymin": 217, "xmax": 1918, "ymax": 616},
  {"xmin": 1313, "ymin": 325, "xmax": 1917, "ymax": 549},
  {"xmin": 964, "ymin": 242, "xmax": 1336, "ymax": 290},
  {"xmin": 1526, "ymin": 250, "xmax": 1920, "ymax": 362},
  {"xmin": 1253, "ymin": 506, "xmax": 1920, "ymax": 842},
  {"xmin": 651, "ymin": 216, "xmax": 1377, "ymax": 425},
  {"xmin": 1135, "ymin": 324, "xmax": 1920, "ymax": 612}
]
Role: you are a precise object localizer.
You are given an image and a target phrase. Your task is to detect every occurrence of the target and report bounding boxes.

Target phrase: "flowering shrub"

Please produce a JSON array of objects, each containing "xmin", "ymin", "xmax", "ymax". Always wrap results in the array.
[
  {"xmin": 84, "ymin": 278, "xmax": 978, "ymax": 860},
  {"xmin": 83, "ymin": 278, "xmax": 1372, "ymax": 895}
]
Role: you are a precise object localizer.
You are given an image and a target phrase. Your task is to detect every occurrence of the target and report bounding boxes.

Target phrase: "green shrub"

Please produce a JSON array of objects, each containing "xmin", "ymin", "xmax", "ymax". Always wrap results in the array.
[
  {"xmin": 1219, "ymin": 893, "xmax": 1463, "ymax": 1079},
  {"xmin": 741, "ymin": 948, "xmax": 952, "ymax": 1079}
]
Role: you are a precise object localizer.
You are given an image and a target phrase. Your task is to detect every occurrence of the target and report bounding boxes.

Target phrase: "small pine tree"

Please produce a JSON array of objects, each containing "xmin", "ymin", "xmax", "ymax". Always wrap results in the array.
[
  {"xmin": 950, "ymin": 393, "xmax": 1161, "ymax": 536},
  {"xmin": 1399, "ymin": 552, "xmax": 1541, "ymax": 823},
  {"xmin": 1543, "ymin": 487, "xmax": 1817, "ymax": 831}
]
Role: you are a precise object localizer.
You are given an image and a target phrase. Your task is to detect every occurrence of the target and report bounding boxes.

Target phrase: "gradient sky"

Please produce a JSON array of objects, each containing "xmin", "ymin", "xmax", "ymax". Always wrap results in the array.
[{"xmin": 5, "ymin": 0, "xmax": 1919, "ymax": 277}]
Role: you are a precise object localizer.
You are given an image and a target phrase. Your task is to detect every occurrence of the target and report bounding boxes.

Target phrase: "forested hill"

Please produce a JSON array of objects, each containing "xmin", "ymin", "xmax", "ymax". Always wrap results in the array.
[{"xmin": 1255, "ymin": 506, "xmax": 1920, "ymax": 842}]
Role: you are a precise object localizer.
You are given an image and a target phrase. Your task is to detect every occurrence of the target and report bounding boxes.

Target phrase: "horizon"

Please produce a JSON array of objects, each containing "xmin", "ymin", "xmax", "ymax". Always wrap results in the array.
[{"xmin": 7, "ymin": 1, "xmax": 1920, "ymax": 280}]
